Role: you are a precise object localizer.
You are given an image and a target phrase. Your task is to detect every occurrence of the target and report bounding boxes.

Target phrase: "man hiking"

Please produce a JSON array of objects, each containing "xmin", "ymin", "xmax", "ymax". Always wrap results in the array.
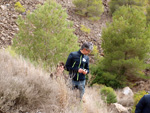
[{"xmin": 65, "ymin": 42, "xmax": 93, "ymax": 100}]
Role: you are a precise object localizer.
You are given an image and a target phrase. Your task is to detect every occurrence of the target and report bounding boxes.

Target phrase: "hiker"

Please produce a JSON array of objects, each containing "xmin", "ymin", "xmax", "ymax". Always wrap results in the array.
[
  {"xmin": 135, "ymin": 94, "xmax": 150, "ymax": 113},
  {"xmin": 50, "ymin": 62, "xmax": 67, "ymax": 80},
  {"xmin": 56, "ymin": 62, "xmax": 65, "ymax": 77},
  {"xmin": 65, "ymin": 42, "xmax": 93, "ymax": 100}
]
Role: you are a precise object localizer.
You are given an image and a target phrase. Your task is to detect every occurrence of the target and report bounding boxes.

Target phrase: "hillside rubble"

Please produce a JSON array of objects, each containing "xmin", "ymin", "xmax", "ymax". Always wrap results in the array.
[
  {"xmin": 0, "ymin": 0, "xmax": 44, "ymax": 49},
  {"xmin": 132, "ymin": 80, "xmax": 150, "ymax": 92}
]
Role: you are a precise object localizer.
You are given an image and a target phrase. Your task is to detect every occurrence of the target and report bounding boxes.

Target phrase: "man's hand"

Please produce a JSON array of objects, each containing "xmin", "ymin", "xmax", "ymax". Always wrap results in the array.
[
  {"xmin": 83, "ymin": 69, "xmax": 87, "ymax": 75},
  {"xmin": 78, "ymin": 68, "xmax": 84, "ymax": 73},
  {"xmin": 78, "ymin": 68, "xmax": 87, "ymax": 75}
]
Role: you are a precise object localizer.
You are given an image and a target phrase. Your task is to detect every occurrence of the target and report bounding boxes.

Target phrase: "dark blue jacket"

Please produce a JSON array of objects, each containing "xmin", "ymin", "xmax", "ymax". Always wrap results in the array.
[
  {"xmin": 65, "ymin": 50, "xmax": 89, "ymax": 81},
  {"xmin": 135, "ymin": 94, "xmax": 150, "ymax": 113}
]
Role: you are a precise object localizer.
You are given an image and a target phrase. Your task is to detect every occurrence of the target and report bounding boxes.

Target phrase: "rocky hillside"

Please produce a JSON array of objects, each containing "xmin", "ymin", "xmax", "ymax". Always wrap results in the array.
[
  {"xmin": 0, "ymin": 0, "xmax": 45, "ymax": 49},
  {"xmin": 0, "ymin": 0, "xmax": 111, "ymax": 53}
]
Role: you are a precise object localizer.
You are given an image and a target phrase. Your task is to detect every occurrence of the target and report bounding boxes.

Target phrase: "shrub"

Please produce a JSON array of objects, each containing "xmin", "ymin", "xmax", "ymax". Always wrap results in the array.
[
  {"xmin": 109, "ymin": 0, "xmax": 147, "ymax": 14},
  {"xmin": 132, "ymin": 90, "xmax": 147, "ymax": 113},
  {"xmin": 91, "ymin": 6, "xmax": 150, "ymax": 88},
  {"xmin": 90, "ymin": 58, "xmax": 125, "ymax": 89},
  {"xmin": 100, "ymin": 86, "xmax": 117, "ymax": 104},
  {"xmin": 80, "ymin": 25, "xmax": 91, "ymax": 34},
  {"xmin": 12, "ymin": 0, "xmax": 79, "ymax": 68},
  {"xmin": 15, "ymin": 2, "xmax": 25, "ymax": 13},
  {"xmin": 0, "ymin": 49, "xmax": 69, "ymax": 112},
  {"xmin": 73, "ymin": 0, "xmax": 104, "ymax": 18},
  {"xmin": 101, "ymin": 6, "xmax": 150, "ymax": 81},
  {"xmin": 91, "ymin": 71, "xmax": 125, "ymax": 88}
]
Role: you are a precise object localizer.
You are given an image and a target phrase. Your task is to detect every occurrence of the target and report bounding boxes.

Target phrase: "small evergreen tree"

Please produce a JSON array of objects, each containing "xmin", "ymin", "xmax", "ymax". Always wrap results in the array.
[
  {"xmin": 73, "ymin": 0, "xmax": 104, "ymax": 18},
  {"xmin": 13, "ymin": 0, "xmax": 79, "ymax": 67},
  {"xmin": 100, "ymin": 86, "xmax": 117, "ymax": 104},
  {"xmin": 101, "ymin": 6, "xmax": 150, "ymax": 81}
]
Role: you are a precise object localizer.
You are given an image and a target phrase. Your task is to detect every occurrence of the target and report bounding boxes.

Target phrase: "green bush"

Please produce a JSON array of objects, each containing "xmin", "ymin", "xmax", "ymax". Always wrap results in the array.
[
  {"xmin": 109, "ymin": 0, "xmax": 147, "ymax": 14},
  {"xmin": 12, "ymin": 0, "xmax": 79, "ymax": 68},
  {"xmin": 132, "ymin": 90, "xmax": 147, "ymax": 113},
  {"xmin": 100, "ymin": 86, "xmax": 117, "ymax": 104},
  {"xmin": 80, "ymin": 25, "xmax": 91, "ymax": 34},
  {"xmin": 73, "ymin": 0, "xmax": 104, "ymax": 18},
  {"xmin": 90, "ymin": 59, "xmax": 125, "ymax": 88},
  {"xmin": 101, "ymin": 6, "xmax": 150, "ymax": 81},
  {"xmin": 91, "ymin": 71, "xmax": 125, "ymax": 88},
  {"xmin": 15, "ymin": 2, "xmax": 25, "ymax": 13}
]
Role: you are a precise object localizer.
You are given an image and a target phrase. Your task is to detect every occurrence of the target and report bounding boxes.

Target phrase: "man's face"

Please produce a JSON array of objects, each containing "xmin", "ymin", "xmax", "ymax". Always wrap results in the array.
[{"xmin": 82, "ymin": 48, "xmax": 91, "ymax": 55}]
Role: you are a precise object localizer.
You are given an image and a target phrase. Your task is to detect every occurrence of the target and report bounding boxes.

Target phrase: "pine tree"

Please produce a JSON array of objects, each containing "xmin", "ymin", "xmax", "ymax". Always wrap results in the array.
[
  {"xmin": 101, "ymin": 6, "xmax": 150, "ymax": 80},
  {"xmin": 13, "ymin": 0, "xmax": 79, "ymax": 67}
]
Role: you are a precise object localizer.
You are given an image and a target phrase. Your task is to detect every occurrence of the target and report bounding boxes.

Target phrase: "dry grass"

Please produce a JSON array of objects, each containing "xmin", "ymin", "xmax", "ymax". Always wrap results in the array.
[
  {"xmin": 0, "ymin": 49, "xmax": 107, "ymax": 113},
  {"xmin": 83, "ymin": 87, "xmax": 108, "ymax": 113}
]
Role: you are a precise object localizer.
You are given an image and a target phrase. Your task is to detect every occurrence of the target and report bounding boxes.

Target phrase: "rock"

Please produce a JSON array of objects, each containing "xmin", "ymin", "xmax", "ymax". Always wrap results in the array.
[
  {"xmin": 116, "ymin": 87, "xmax": 134, "ymax": 107},
  {"xmin": 135, "ymin": 81, "xmax": 145, "ymax": 85},
  {"xmin": 15, "ymin": 27, "xmax": 19, "ymax": 31},
  {"xmin": 10, "ymin": 32, "xmax": 16, "ymax": 36},
  {"xmin": 122, "ymin": 87, "xmax": 134, "ymax": 96},
  {"xmin": 117, "ymin": 95, "xmax": 134, "ymax": 107},
  {"xmin": 0, "ymin": 5, "xmax": 7, "ymax": 10},
  {"xmin": 6, "ymin": 4, "xmax": 10, "ymax": 7},
  {"xmin": 108, "ymin": 103, "xmax": 129, "ymax": 113},
  {"xmin": 21, "ymin": 12, "xmax": 26, "ymax": 15},
  {"xmin": 12, "ymin": 14, "xmax": 18, "ymax": 19},
  {"xmin": 98, "ymin": 33, "xmax": 101, "ymax": 37},
  {"xmin": 0, "ymin": 37, "xmax": 5, "ymax": 41},
  {"xmin": 37, "ymin": 0, "xmax": 44, "ymax": 4}
]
